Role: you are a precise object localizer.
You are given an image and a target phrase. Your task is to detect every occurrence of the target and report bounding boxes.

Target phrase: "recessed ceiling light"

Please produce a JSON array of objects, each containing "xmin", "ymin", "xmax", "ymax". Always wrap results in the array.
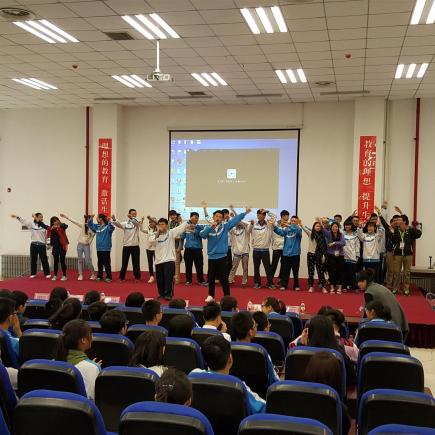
[
  {"xmin": 12, "ymin": 78, "xmax": 57, "ymax": 90},
  {"xmin": 122, "ymin": 14, "xmax": 180, "ymax": 39},
  {"xmin": 240, "ymin": 6, "xmax": 288, "ymax": 34},
  {"xmin": 13, "ymin": 20, "xmax": 78, "ymax": 43},
  {"xmin": 112, "ymin": 75, "xmax": 152, "ymax": 88},
  {"xmin": 275, "ymin": 69, "xmax": 307, "ymax": 84},
  {"xmin": 192, "ymin": 72, "xmax": 227, "ymax": 87},
  {"xmin": 410, "ymin": 0, "xmax": 435, "ymax": 25},
  {"xmin": 395, "ymin": 63, "xmax": 429, "ymax": 79}
]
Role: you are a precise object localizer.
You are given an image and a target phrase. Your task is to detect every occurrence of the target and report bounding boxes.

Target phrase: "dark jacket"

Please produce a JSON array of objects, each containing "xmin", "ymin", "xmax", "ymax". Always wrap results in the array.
[
  {"xmin": 392, "ymin": 226, "xmax": 422, "ymax": 256},
  {"xmin": 379, "ymin": 215, "xmax": 395, "ymax": 253}
]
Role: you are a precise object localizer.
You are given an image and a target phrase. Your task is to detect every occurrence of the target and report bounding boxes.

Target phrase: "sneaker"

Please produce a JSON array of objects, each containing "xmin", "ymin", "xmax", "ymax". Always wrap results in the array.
[
  {"xmin": 267, "ymin": 284, "xmax": 276, "ymax": 290},
  {"xmin": 330, "ymin": 286, "xmax": 335, "ymax": 294},
  {"xmin": 148, "ymin": 276, "xmax": 155, "ymax": 284},
  {"xmin": 96, "ymin": 277, "xmax": 102, "ymax": 282},
  {"xmin": 294, "ymin": 287, "xmax": 300, "ymax": 291},
  {"xmin": 254, "ymin": 283, "xmax": 261, "ymax": 289},
  {"xmin": 77, "ymin": 274, "xmax": 83, "ymax": 281},
  {"xmin": 61, "ymin": 276, "xmax": 67, "ymax": 281},
  {"xmin": 404, "ymin": 289, "xmax": 410, "ymax": 296},
  {"xmin": 51, "ymin": 276, "xmax": 57, "ymax": 281},
  {"xmin": 45, "ymin": 275, "xmax": 51, "ymax": 279},
  {"xmin": 308, "ymin": 287, "xmax": 314, "ymax": 293},
  {"xmin": 30, "ymin": 275, "xmax": 36, "ymax": 279},
  {"xmin": 90, "ymin": 274, "xmax": 96, "ymax": 280},
  {"xmin": 164, "ymin": 296, "xmax": 172, "ymax": 301},
  {"xmin": 392, "ymin": 289, "xmax": 398, "ymax": 295},
  {"xmin": 105, "ymin": 278, "xmax": 112, "ymax": 283},
  {"xmin": 199, "ymin": 281, "xmax": 208, "ymax": 286},
  {"xmin": 322, "ymin": 288, "xmax": 328, "ymax": 294},
  {"xmin": 205, "ymin": 295, "xmax": 214, "ymax": 303},
  {"xmin": 242, "ymin": 282, "xmax": 247, "ymax": 287},
  {"xmin": 185, "ymin": 281, "xmax": 192, "ymax": 286},
  {"xmin": 279, "ymin": 286, "xmax": 286, "ymax": 290},
  {"xmin": 228, "ymin": 280, "xmax": 234, "ymax": 285},
  {"xmin": 336, "ymin": 289, "xmax": 342, "ymax": 295}
]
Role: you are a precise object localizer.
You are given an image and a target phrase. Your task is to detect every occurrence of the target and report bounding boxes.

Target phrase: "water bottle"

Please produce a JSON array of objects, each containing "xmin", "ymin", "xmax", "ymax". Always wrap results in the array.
[
  {"xmin": 247, "ymin": 300, "xmax": 253, "ymax": 312},
  {"xmin": 100, "ymin": 292, "xmax": 106, "ymax": 302},
  {"xmin": 300, "ymin": 302, "xmax": 305, "ymax": 314}
]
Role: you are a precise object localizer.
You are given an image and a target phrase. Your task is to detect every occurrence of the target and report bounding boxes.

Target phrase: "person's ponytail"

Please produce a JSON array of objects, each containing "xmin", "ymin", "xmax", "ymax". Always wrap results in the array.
[{"xmin": 55, "ymin": 319, "xmax": 91, "ymax": 361}]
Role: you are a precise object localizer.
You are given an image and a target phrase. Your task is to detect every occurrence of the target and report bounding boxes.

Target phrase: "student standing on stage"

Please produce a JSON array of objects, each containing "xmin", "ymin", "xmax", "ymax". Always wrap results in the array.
[
  {"xmin": 87, "ymin": 214, "xmax": 115, "ymax": 282},
  {"xmin": 149, "ymin": 217, "xmax": 190, "ymax": 300},
  {"xmin": 200, "ymin": 207, "xmax": 250, "ymax": 302},
  {"xmin": 180, "ymin": 212, "xmax": 207, "ymax": 286},
  {"xmin": 250, "ymin": 209, "xmax": 276, "ymax": 289},
  {"xmin": 270, "ymin": 210, "xmax": 289, "ymax": 283},
  {"xmin": 11, "ymin": 213, "xmax": 51, "ymax": 279},
  {"xmin": 228, "ymin": 219, "xmax": 252, "ymax": 287},
  {"xmin": 322, "ymin": 221, "xmax": 345, "ymax": 294},
  {"xmin": 343, "ymin": 219, "xmax": 360, "ymax": 292},
  {"xmin": 47, "ymin": 216, "xmax": 69, "ymax": 282},
  {"xmin": 269, "ymin": 215, "xmax": 302, "ymax": 291},
  {"xmin": 169, "ymin": 210, "xmax": 183, "ymax": 284},
  {"xmin": 357, "ymin": 221, "xmax": 383, "ymax": 282},
  {"xmin": 112, "ymin": 209, "xmax": 142, "ymax": 281},
  {"xmin": 60, "ymin": 214, "xmax": 96, "ymax": 281},
  {"xmin": 141, "ymin": 217, "xmax": 157, "ymax": 283}
]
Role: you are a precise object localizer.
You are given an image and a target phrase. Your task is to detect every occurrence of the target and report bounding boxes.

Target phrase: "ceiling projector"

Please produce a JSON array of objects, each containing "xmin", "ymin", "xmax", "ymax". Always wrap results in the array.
[{"xmin": 146, "ymin": 71, "xmax": 172, "ymax": 82}]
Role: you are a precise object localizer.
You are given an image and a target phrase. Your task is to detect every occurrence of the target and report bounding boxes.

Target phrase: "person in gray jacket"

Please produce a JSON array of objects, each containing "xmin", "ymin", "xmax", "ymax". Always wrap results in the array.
[{"xmin": 357, "ymin": 269, "xmax": 409, "ymax": 338}]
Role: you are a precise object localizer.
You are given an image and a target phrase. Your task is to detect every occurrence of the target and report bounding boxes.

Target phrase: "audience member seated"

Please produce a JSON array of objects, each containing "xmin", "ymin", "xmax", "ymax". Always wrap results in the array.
[
  {"xmin": 99, "ymin": 310, "xmax": 127, "ymax": 335},
  {"xmin": 220, "ymin": 295, "xmax": 238, "ymax": 312},
  {"xmin": 49, "ymin": 298, "xmax": 82, "ymax": 330},
  {"xmin": 45, "ymin": 287, "xmax": 69, "ymax": 317},
  {"xmin": 232, "ymin": 311, "xmax": 280, "ymax": 384},
  {"xmin": 155, "ymin": 367, "xmax": 192, "ymax": 405},
  {"xmin": 191, "ymin": 335, "xmax": 265, "ymax": 413},
  {"xmin": 261, "ymin": 297, "xmax": 280, "ymax": 314},
  {"xmin": 203, "ymin": 302, "xmax": 231, "ymax": 341},
  {"xmin": 304, "ymin": 351, "xmax": 351, "ymax": 434},
  {"xmin": 142, "ymin": 299, "xmax": 163, "ymax": 326},
  {"xmin": 87, "ymin": 301, "xmax": 108, "ymax": 321},
  {"xmin": 11, "ymin": 290, "xmax": 28, "ymax": 328},
  {"xmin": 55, "ymin": 319, "xmax": 100, "ymax": 399},
  {"xmin": 365, "ymin": 300, "xmax": 392, "ymax": 322},
  {"xmin": 84, "ymin": 290, "xmax": 101, "ymax": 306},
  {"xmin": 169, "ymin": 315, "xmax": 193, "ymax": 338},
  {"xmin": 125, "ymin": 291, "xmax": 145, "ymax": 308},
  {"xmin": 129, "ymin": 330, "xmax": 167, "ymax": 376},
  {"xmin": 0, "ymin": 297, "xmax": 22, "ymax": 358},
  {"xmin": 252, "ymin": 312, "xmax": 270, "ymax": 332},
  {"xmin": 277, "ymin": 300, "xmax": 287, "ymax": 315},
  {"xmin": 169, "ymin": 298, "xmax": 187, "ymax": 309}
]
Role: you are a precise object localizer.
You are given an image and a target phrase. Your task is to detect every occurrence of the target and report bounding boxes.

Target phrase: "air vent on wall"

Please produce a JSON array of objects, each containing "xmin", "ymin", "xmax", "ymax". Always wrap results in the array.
[
  {"xmin": 94, "ymin": 97, "xmax": 136, "ymax": 101},
  {"xmin": 320, "ymin": 90, "xmax": 370, "ymax": 96},
  {"xmin": 104, "ymin": 31, "xmax": 134, "ymax": 40},
  {"xmin": 314, "ymin": 81, "xmax": 335, "ymax": 87},
  {"xmin": 236, "ymin": 93, "xmax": 283, "ymax": 98},
  {"xmin": 188, "ymin": 91, "xmax": 207, "ymax": 96},
  {"xmin": 0, "ymin": 7, "xmax": 34, "ymax": 20}
]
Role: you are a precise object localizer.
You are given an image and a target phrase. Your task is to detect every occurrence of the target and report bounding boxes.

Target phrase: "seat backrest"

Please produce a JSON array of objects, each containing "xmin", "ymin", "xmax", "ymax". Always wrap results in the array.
[
  {"xmin": 221, "ymin": 311, "xmax": 235, "ymax": 330},
  {"xmin": 358, "ymin": 389, "xmax": 435, "ymax": 434},
  {"xmin": 252, "ymin": 331, "xmax": 285, "ymax": 366},
  {"xmin": 268, "ymin": 314, "xmax": 294, "ymax": 348},
  {"xmin": 191, "ymin": 328, "xmax": 222, "ymax": 348},
  {"xmin": 119, "ymin": 401, "xmax": 214, "ymax": 435},
  {"xmin": 238, "ymin": 414, "xmax": 333, "ymax": 435},
  {"xmin": 23, "ymin": 300, "xmax": 49, "ymax": 319},
  {"xmin": 164, "ymin": 337, "xmax": 204, "ymax": 374},
  {"xmin": 126, "ymin": 324, "xmax": 168, "ymax": 343},
  {"xmin": 0, "ymin": 363, "xmax": 18, "ymax": 429},
  {"xmin": 87, "ymin": 321, "xmax": 102, "ymax": 333},
  {"xmin": 14, "ymin": 389, "xmax": 107, "ymax": 435},
  {"xmin": 286, "ymin": 312, "xmax": 304, "ymax": 338},
  {"xmin": 266, "ymin": 381, "xmax": 341, "ymax": 435},
  {"xmin": 358, "ymin": 352, "xmax": 424, "ymax": 400},
  {"xmin": 160, "ymin": 308, "xmax": 196, "ymax": 330},
  {"xmin": 284, "ymin": 347, "xmax": 346, "ymax": 399},
  {"xmin": 95, "ymin": 366, "xmax": 158, "ymax": 432},
  {"xmin": 230, "ymin": 343, "xmax": 270, "ymax": 399},
  {"xmin": 189, "ymin": 372, "xmax": 249, "ymax": 435},
  {"xmin": 0, "ymin": 405, "xmax": 10, "ymax": 435},
  {"xmin": 0, "ymin": 329, "xmax": 19, "ymax": 369},
  {"xmin": 189, "ymin": 307, "xmax": 205, "ymax": 327},
  {"xmin": 355, "ymin": 322, "xmax": 402, "ymax": 347},
  {"xmin": 87, "ymin": 333, "xmax": 134, "ymax": 368},
  {"xmin": 22, "ymin": 318, "xmax": 50, "ymax": 331},
  {"xmin": 17, "ymin": 359, "xmax": 87, "ymax": 398},
  {"xmin": 117, "ymin": 306, "xmax": 144, "ymax": 325},
  {"xmin": 19, "ymin": 328, "xmax": 61, "ymax": 363},
  {"xmin": 368, "ymin": 424, "xmax": 435, "ymax": 435},
  {"xmin": 358, "ymin": 340, "xmax": 410, "ymax": 365}
]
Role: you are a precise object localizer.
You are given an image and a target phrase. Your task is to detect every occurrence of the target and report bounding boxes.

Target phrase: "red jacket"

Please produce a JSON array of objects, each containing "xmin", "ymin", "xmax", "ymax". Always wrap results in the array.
[{"xmin": 47, "ymin": 224, "xmax": 69, "ymax": 251}]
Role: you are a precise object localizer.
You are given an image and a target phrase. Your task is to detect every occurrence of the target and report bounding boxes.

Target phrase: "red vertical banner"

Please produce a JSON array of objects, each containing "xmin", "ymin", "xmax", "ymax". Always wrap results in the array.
[
  {"xmin": 98, "ymin": 138, "xmax": 112, "ymax": 216},
  {"xmin": 357, "ymin": 136, "xmax": 377, "ymax": 222}
]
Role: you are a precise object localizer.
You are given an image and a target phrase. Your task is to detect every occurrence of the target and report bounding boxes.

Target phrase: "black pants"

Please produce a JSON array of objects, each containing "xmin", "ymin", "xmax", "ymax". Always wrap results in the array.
[
  {"xmin": 146, "ymin": 249, "xmax": 155, "ymax": 277},
  {"xmin": 327, "ymin": 254, "xmax": 345, "ymax": 285},
  {"xmin": 30, "ymin": 243, "xmax": 50, "ymax": 276},
  {"xmin": 364, "ymin": 261, "xmax": 380, "ymax": 283},
  {"xmin": 208, "ymin": 257, "xmax": 230, "ymax": 298},
  {"xmin": 344, "ymin": 261, "xmax": 357, "ymax": 289},
  {"xmin": 253, "ymin": 249, "xmax": 273, "ymax": 286},
  {"xmin": 226, "ymin": 248, "xmax": 232, "ymax": 278},
  {"xmin": 120, "ymin": 246, "xmax": 141, "ymax": 280},
  {"xmin": 271, "ymin": 249, "xmax": 283, "ymax": 279},
  {"xmin": 280, "ymin": 255, "xmax": 300, "ymax": 289},
  {"xmin": 156, "ymin": 261, "xmax": 175, "ymax": 298},
  {"xmin": 97, "ymin": 251, "xmax": 112, "ymax": 280},
  {"xmin": 184, "ymin": 248, "xmax": 204, "ymax": 283},
  {"xmin": 53, "ymin": 249, "xmax": 67, "ymax": 277}
]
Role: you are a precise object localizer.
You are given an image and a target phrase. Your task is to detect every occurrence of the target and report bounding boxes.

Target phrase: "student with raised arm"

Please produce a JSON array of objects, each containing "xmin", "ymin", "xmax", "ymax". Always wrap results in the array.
[
  {"xmin": 343, "ymin": 219, "xmax": 360, "ymax": 292},
  {"xmin": 11, "ymin": 212, "xmax": 51, "ymax": 279},
  {"xmin": 200, "ymin": 207, "xmax": 250, "ymax": 302},
  {"xmin": 87, "ymin": 214, "xmax": 115, "ymax": 282},
  {"xmin": 228, "ymin": 217, "xmax": 252, "ymax": 287},
  {"xmin": 47, "ymin": 216, "xmax": 69, "ymax": 282},
  {"xmin": 269, "ymin": 215, "xmax": 302, "ymax": 291},
  {"xmin": 60, "ymin": 214, "xmax": 96, "ymax": 281},
  {"xmin": 270, "ymin": 210, "xmax": 289, "ymax": 283},
  {"xmin": 112, "ymin": 209, "xmax": 142, "ymax": 281},
  {"xmin": 140, "ymin": 217, "xmax": 157, "ymax": 283},
  {"xmin": 357, "ymin": 220, "xmax": 383, "ymax": 282},
  {"xmin": 169, "ymin": 210, "xmax": 183, "ymax": 284},
  {"xmin": 149, "ymin": 217, "xmax": 190, "ymax": 300}
]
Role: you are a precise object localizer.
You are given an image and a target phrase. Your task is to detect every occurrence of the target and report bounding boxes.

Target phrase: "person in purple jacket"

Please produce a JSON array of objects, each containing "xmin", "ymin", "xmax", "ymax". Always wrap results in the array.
[{"xmin": 322, "ymin": 221, "xmax": 346, "ymax": 294}]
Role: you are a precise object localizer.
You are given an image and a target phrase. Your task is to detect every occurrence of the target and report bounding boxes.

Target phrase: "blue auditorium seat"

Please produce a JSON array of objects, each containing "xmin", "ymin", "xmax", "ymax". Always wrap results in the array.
[
  {"xmin": 286, "ymin": 312, "xmax": 304, "ymax": 338},
  {"xmin": 87, "ymin": 333, "xmax": 134, "ymax": 368},
  {"xmin": 189, "ymin": 307, "xmax": 205, "ymax": 327},
  {"xmin": 357, "ymin": 340, "xmax": 410, "ymax": 365},
  {"xmin": 23, "ymin": 299, "xmax": 48, "ymax": 319},
  {"xmin": 19, "ymin": 328, "xmax": 61, "ymax": 362},
  {"xmin": 268, "ymin": 313, "xmax": 294, "ymax": 348},
  {"xmin": 0, "ymin": 362, "xmax": 18, "ymax": 429},
  {"xmin": 0, "ymin": 406, "xmax": 10, "ymax": 435},
  {"xmin": 221, "ymin": 311, "xmax": 235, "ymax": 330},
  {"xmin": 87, "ymin": 321, "xmax": 102, "ymax": 333},
  {"xmin": 126, "ymin": 324, "xmax": 168, "ymax": 343},
  {"xmin": 355, "ymin": 322, "xmax": 402, "ymax": 347},
  {"xmin": 191, "ymin": 327, "xmax": 223, "ymax": 347},
  {"xmin": 22, "ymin": 318, "xmax": 50, "ymax": 331},
  {"xmin": 160, "ymin": 307, "xmax": 196, "ymax": 330},
  {"xmin": 368, "ymin": 424, "xmax": 435, "ymax": 434},
  {"xmin": 252, "ymin": 331, "xmax": 285, "ymax": 366},
  {"xmin": 117, "ymin": 306, "xmax": 144, "ymax": 325},
  {"xmin": 0, "ymin": 329, "xmax": 19, "ymax": 369},
  {"xmin": 164, "ymin": 337, "xmax": 204, "ymax": 373}
]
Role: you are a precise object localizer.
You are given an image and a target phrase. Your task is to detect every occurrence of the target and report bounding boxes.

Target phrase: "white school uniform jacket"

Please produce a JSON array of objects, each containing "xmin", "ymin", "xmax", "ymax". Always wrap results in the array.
[
  {"xmin": 75, "ymin": 359, "xmax": 100, "ymax": 400},
  {"xmin": 68, "ymin": 218, "xmax": 95, "ymax": 245},
  {"xmin": 113, "ymin": 218, "xmax": 140, "ymax": 247},
  {"xmin": 230, "ymin": 223, "xmax": 252, "ymax": 256},
  {"xmin": 18, "ymin": 217, "xmax": 47, "ymax": 244},
  {"xmin": 251, "ymin": 222, "xmax": 273, "ymax": 249},
  {"xmin": 141, "ymin": 226, "xmax": 157, "ymax": 251},
  {"xmin": 271, "ymin": 221, "xmax": 285, "ymax": 250},
  {"xmin": 343, "ymin": 233, "xmax": 360, "ymax": 263},
  {"xmin": 357, "ymin": 228, "xmax": 382, "ymax": 262},
  {"xmin": 150, "ymin": 222, "xmax": 188, "ymax": 265}
]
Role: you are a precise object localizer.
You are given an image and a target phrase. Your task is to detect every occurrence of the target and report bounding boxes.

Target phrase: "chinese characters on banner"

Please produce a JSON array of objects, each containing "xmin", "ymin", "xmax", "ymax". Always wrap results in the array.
[
  {"xmin": 98, "ymin": 138, "xmax": 112, "ymax": 216},
  {"xmin": 357, "ymin": 136, "xmax": 377, "ymax": 222}
]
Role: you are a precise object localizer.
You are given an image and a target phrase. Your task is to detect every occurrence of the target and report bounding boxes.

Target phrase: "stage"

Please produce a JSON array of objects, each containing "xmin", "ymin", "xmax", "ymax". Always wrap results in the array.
[{"xmin": 1, "ymin": 271, "xmax": 434, "ymax": 347}]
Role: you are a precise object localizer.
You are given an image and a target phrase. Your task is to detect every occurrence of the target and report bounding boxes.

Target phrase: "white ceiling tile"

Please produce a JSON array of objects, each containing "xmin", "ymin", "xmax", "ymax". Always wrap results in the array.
[
  {"xmin": 330, "ymin": 39, "xmax": 366, "ymax": 50},
  {"xmin": 287, "ymin": 18, "xmax": 327, "ymax": 32},
  {"xmin": 146, "ymin": 0, "xmax": 194, "ymax": 12},
  {"xmin": 369, "ymin": 0, "xmax": 414, "ymax": 14},
  {"xmin": 295, "ymin": 41, "xmax": 331, "ymax": 52},
  {"xmin": 26, "ymin": 3, "xmax": 78, "ymax": 18},
  {"xmin": 291, "ymin": 30, "xmax": 329, "ymax": 43},
  {"xmin": 172, "ymin": 25, "xmax": 214, "ymax": 37},
  {"xmin": 103, "ymin": 0, "xmax": 153, "ymax": 15},
  {"xmin": 367, "ymin": 26, "xmax": 407, "ymax": 38},
  {"xmin": 185, "ymin": 37, "xmax": 223, "ymax": 48},
  {"xmin": 329, "ymin": 28, "xmax": 367, "ymax": 40},
  {"xmin": 281, "ymin": 3, "xmax": 325, "ymax": 20},
  {"xmin": 325, "ymin": 0, "xmax": 368, "ymax": 17},
  {"xmin": 67, "ymin": 1, "xmax": 116, "ymax": 16},
  {"xmin": 327, "ymin": 15, "xmax": 367, "ymax": 29},
  {"xmin": 209, "ymin": 23, "xmax": 251, "ymax": 36},
  {"xmin": 368, "ymin": 13, "xmax": 410, "ymax": 27},
  {"xmin": 199, "ymin": 9, "xmax": 243, "ymax": 24}
]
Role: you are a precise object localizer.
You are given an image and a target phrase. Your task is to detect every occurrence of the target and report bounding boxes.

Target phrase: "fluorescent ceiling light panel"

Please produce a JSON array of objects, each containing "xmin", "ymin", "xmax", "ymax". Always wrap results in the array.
[
  {"xmin": 255, "ymin": 7, "xmax": 274, "ymax": 33},
  {"xmin": 202, "ymin": 73, "xmax": 218, "ymax": 86},
  {"xmin": 417, "ymin": 63, "xmax": 429, "ymax": 78},
  {"xmin": 395, "ymin": 63, "xmax": 429, "ymax": 79},
  {"xmin": 275, "ymin": 70, "xmax": 287, "ymax": 84},
  {"xmin": 136, "ymin": 15, "xmax": 167, "ymax": 39},
  {"xmin": 13, "ymin": 20, "xmax": 78, "ymax": 43},
  {"xmin": 275, "ymin": 69, "xmax": 308, "ymax": 84},
  {"xmin": 406, "ymin": 63, "xmax": 417, "ymax": 78},
  {"xmin": 192, "ymin": 72, "xmax": 227, "ymax": 87},
  {"xmin": 411, "ymin": 0, "xmax": 426, "ymax": 24},
  {"xmin": 122, "ymin": 14, "xmax": 180, "ymax": 39},
  {"xmin": 286, "ymin": 69, "xmax": 297, "ymax": 83},
  {"xmin": 241, "ymin": 6, "xmax": 288, "ymax": 34},
  {"xmin": 395, "ymin": 64, "xmax": 405, "ymax": 79},
  {"xmin": 297, "ymin": 69, "xmax": 307, "ymax": 83},
  {"xmin": 271, "ymin": 6, "xmax": 288, "ymax": 32},
  {"xmin": 149, "ymin": 13, "xmax": 180, "ymax": 38},
  {"xmin": 426, "ymin": 0, "xmax": 435, "ymax": 23},
  {"xmin": 191, "ymin": 73, "xmax": 209, "ymax": 86},
  {"xmin": 211, "ymin": 73, "xmax": 228, "ymax": 86},
  {"xmin": 112, "ymin": 75, "xmax": 152, "ymax": 88},
  {"xmin": 131, "ymin": 74, "xmax": 152, "ymax": 87},
  {"xmin": 240, "ymin": 8, "xmax": 260, "ymax": 34},
  {"xmin": 12, "ymin": 78, "xmax": 57, "ymax": 90}
]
